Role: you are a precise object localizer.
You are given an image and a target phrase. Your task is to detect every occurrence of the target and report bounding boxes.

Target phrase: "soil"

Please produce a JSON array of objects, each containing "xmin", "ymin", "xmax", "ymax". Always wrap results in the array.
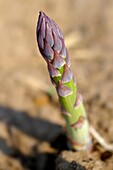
[{"xmin": 0, "ymin": 0, "xmax": 113, "ymax": 170}]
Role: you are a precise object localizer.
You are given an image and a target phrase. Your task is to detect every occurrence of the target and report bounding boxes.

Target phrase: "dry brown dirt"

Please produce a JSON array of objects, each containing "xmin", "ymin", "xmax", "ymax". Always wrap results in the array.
[{"xmin": 0, "ymin": 0, "xmax": 113, "ymax": 169}]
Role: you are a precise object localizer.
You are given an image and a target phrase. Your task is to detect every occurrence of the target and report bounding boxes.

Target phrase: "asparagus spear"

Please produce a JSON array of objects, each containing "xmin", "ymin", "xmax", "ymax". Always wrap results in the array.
[{"xmin": 36, "ymin": 11, "xmax": 92, "ymax": 150}]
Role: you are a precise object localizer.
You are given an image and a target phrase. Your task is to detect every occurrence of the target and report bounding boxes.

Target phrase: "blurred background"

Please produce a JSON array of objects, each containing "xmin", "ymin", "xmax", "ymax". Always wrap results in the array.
[{"xmin": 0, "ymin": 0, "xmax": 113, "ymax": 169}]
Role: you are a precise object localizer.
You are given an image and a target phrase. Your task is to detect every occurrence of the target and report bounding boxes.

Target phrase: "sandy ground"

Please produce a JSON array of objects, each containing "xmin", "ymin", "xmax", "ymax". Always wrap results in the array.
[{"xmin": 0, "ymin": 0, "xmax": 113, "ymax": 169}]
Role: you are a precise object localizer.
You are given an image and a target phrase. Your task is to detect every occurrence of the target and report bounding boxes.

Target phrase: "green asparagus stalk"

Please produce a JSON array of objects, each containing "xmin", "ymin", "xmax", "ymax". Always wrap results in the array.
[{"xmin": 36, "ymin": 11, "xmax": 92, "ymax": 150}]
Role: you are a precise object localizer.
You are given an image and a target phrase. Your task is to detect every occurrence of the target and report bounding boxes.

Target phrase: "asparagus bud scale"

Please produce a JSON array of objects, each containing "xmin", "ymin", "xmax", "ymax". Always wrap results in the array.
[{"xmin": 36, "ymin": 11, "xmax": 91, "ymax": 150}]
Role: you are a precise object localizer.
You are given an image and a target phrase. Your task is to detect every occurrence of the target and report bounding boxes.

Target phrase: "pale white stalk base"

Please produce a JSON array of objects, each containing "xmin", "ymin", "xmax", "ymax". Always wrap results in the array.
[{"xmin": 90, "ymin": 125, "xmax": 113, "ymax": 152}]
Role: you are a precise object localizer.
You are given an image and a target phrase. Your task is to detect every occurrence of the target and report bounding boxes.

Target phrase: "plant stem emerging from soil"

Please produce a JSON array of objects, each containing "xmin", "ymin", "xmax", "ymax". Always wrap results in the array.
[{"xmin": 36, "ymin": 11, "xmax": 92, "ymax": 151}]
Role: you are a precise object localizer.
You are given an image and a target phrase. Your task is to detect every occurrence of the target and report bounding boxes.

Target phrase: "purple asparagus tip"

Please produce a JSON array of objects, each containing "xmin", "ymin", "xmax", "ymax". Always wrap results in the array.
[{"xmin": 36, "ymin": 11, "xmax": 64, "ymax": 61}]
